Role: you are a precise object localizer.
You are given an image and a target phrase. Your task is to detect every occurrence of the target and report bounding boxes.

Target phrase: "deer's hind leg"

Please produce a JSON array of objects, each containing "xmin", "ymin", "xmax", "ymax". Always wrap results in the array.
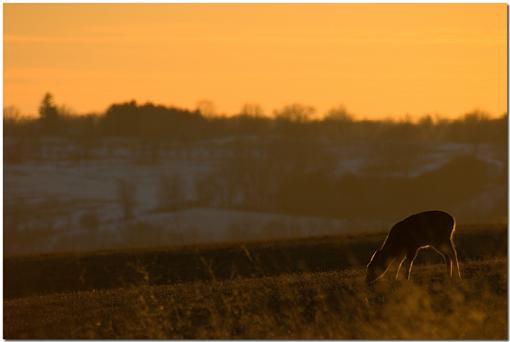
[
  {"xmin": 449, "ymin": 239, "xmax": 462, "ymax": 279},
  {"xmin": 434, "ymin": 243, "xmax": 453, "ymax": 278}
]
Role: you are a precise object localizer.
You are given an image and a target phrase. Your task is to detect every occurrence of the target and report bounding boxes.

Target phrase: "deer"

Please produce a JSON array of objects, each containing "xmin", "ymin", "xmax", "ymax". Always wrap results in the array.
[{"xmin": 366, "ymin": 210, "xmax": 461, "ymax": 284}]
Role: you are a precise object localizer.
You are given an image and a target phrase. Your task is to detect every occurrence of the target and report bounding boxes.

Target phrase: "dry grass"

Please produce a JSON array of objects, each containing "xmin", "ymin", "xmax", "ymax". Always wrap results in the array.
[{"xmin": 4, "ymin": 258, "xmax": 507, "ymax": 339}]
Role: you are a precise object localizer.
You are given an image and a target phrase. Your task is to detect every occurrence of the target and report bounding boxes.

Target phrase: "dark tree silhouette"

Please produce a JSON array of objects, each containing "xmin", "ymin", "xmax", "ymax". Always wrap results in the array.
[{"xmin": 38, "ymin": 93, "xmax": 61, "ymax": 135}]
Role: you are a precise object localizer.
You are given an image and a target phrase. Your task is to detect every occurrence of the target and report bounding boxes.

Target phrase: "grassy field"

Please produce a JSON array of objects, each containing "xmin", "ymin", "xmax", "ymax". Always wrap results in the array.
[{"xmin": 4, "ymin": 224, "xmax": 508, "ymax": 339}]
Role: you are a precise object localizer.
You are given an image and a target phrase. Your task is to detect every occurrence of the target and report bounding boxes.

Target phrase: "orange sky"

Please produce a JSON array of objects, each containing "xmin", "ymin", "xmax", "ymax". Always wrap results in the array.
[{"xmin": 4, "ymin": 3, "xmax": 507, "ymax": 119}]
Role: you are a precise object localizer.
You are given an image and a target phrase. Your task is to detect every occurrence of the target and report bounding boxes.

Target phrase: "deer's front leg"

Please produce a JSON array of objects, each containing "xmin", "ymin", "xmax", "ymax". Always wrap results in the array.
[
  {"xmin": 405, "ymin": 249, "xmax": 418, "ymax": 280},
  {"xmin": 395, "ymin": 256, "xmax": 406, "ymax": 280}
]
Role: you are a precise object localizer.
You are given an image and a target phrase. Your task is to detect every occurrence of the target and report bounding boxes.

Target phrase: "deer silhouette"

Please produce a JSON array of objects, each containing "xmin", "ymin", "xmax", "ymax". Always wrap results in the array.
[{"xmin": 366, "ymin": 210, "xmax": 461, "ymax": 283}]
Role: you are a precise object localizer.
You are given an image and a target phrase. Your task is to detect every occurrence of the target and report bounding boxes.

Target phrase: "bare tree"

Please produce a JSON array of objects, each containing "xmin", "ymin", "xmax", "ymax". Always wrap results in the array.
[
  {"xmin": 117, "ymin": 179, "xmax": 137, "ymax": 220},
  {"xmin": 158, "ymin": 174, "xmax": 184, "ymax": 210}
]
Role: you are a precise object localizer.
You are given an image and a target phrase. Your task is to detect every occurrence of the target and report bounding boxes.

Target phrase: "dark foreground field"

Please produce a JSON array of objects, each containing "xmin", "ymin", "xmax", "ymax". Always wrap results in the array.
[{"xmin": 4, "ymin": 224, "xmax": 508, "ymax": 339}]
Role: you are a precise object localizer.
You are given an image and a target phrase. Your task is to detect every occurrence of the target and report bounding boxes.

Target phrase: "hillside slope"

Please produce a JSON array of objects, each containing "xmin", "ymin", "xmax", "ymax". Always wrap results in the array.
[{"xmin": 4, "ymin": 259, "xmax": 507, "ymax": 339}]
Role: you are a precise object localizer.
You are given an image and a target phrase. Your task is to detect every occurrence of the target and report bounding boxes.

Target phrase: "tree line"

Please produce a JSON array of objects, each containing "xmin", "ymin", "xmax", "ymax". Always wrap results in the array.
[{"xmin": 4, "ymin": 92, "xmax": 507, "ymax": 146}]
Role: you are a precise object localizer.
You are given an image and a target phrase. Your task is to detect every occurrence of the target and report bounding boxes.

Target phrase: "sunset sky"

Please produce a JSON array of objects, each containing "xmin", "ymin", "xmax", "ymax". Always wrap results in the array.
[{"xmin": 4, "ymin": 3, "xmax": 507, "ymax": 119}]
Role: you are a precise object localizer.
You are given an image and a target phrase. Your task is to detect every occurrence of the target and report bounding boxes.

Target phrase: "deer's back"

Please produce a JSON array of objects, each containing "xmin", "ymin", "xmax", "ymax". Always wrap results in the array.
[{"xmin": 385, "ymin": 210, "xmax": 455, "ymax": 251}]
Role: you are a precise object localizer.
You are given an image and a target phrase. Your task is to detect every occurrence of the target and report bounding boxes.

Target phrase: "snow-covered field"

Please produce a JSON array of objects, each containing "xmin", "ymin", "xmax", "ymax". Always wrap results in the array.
[
  {"xmin": 4, "ymin": 140, "xmax": 505, "ymax": 255},
  {"xmin": 4, "ymin": 157, "xmax": 385, "ymax": 255}
]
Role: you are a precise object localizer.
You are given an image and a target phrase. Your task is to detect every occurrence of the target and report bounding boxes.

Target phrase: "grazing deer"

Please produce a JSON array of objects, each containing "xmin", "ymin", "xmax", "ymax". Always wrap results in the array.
[{"xmin": 366, "ymin": 210, "xmax": 461, "ymax": 284}]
